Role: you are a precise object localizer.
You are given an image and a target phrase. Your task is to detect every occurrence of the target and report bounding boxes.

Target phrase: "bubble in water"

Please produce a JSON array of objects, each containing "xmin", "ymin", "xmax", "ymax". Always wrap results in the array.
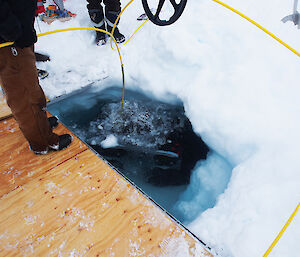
[{"xmin": 75, "ymin": 99, "xmax": 187, "ymax": 150}]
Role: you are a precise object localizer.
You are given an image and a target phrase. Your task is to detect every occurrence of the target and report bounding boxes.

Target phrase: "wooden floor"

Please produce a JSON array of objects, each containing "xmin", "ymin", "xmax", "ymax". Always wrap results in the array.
[
  {"xmin": 0, "ymin": 96, "xmax": 213, "ymax": 256},
  {"xmin": 0, "ymin": 91, "xmax": 11, "ymax": 121}
]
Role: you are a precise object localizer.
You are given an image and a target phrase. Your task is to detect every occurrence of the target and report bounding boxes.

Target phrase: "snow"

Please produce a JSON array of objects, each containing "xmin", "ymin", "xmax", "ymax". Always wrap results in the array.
[
  {"xmin": 35, "ymin": 0, "xmax": 300, "ymax": 256},
  {"xmin": 100, "ymin": 134, "xmax": 119, "ymax": 148},
  {"xmin": 173, "ymin": 152, "xmax": 232, "ymax": 223}
]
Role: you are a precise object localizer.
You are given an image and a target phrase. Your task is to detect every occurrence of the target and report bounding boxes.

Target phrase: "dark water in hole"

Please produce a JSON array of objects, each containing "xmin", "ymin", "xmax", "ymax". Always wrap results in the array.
[{"xmin": 47, "ymin": 85, "xmax": 210, "ymax": 222}]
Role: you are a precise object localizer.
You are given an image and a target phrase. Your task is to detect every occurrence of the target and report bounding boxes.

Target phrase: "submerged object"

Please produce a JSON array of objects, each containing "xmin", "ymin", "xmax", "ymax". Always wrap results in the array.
[
  {"xmin": 48, "ymin": 86, "xmax": 209, "ymax": 187},
  {"xmin": 85, "ymin": 99, "xmax": 209, "ymax": 186}
]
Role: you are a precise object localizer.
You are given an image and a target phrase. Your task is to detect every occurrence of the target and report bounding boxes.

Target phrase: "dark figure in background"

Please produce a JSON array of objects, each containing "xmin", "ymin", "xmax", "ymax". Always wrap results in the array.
[
  {"xmin": 0, "ymin": 0, "xmax": 72, "ymax": 155},
  {"xmin": 87, "ymin": 0, "xmax": 125, "ymax": 45}
]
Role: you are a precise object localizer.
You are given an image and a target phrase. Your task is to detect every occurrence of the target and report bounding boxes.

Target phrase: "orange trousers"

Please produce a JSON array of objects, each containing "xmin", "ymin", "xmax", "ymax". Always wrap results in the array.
[{"xmin": 0, "ymin": 46, "xmax": 58, "ymax": 152}]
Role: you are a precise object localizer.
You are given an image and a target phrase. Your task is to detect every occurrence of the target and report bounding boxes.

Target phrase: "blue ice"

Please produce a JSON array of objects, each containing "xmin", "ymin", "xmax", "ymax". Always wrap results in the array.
[{"xmin": 172, "ymin": 152, "xmax": 233, "ymax": 224}]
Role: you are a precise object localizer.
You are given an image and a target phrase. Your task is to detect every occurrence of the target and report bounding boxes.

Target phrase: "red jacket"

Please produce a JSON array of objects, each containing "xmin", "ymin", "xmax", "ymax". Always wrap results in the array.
[{"xmin": 36, "ymin": 0, "xmax": 45, "ymax": 15}]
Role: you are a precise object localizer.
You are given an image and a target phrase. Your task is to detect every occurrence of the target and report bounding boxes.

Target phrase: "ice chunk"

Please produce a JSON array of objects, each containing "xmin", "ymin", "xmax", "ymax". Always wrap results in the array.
[{"xmin": 100, "ymin": 135, "xmax": 118, "ymax": 149}]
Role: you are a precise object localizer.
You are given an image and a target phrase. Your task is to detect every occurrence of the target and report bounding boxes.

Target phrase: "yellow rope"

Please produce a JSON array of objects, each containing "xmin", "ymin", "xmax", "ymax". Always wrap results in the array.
[
  {"xmin": 109, "ymin": 0, "xmax": 150, "ymax": 49},
  {"xmin": 110, "ymin": 0, "xmax": 134, "ymax": 50},
  {"xmin": 109, "ymin": 0, "xmax": 300, "ymax": 58},
  {"xmin": 263, "ymin": 203, "xmax": 300, "ymax": 257},
  {"xmin": 37, "ymin": 27, "xmax": 123, "ymax": 66},
  {"xmin": 124, "ymin": 19, "xmax": 149, "ymax": 46},
  {"xmin": 0, "ymin": 27, "xmax": 126, "ymax": 108},
  {"xmin": 212, "ymin": 0, "xmax": 300, "ymax": 58},
  {"xmin": 0, "ymin": 41, "xmax": 14, "ymax": 48}
]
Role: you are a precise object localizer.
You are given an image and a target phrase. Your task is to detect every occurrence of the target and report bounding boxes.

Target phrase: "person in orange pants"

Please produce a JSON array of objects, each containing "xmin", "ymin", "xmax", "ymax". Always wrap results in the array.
[{"xmin": 0, "ymin": 0, "xmax": 72, "ymax": 154}]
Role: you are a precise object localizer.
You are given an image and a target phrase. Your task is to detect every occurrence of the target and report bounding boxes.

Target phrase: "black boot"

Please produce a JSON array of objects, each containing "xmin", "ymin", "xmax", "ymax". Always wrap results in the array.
[
  {"xmin": 49, "ymin": 134, "xmax": 73, "ymax": 151},
  {"xmin": 48, "ymin": 116, "xmax": 59, "ymax": 129},
  {"xmin": 95, "ymin": 24, "xmax": 107, "ymax": 45},
  {"xmin": 37, "ymin": 69, "xmax": 49, "ymax": 79},
  {"xmin": 35, "ymin": 52, "xmax": 50, "ymax": 62},
  {"xmin": 107, "ymin": 25, "xmax": 125, "ymax": 43},
  {"xmin": 31, "ymin": 134, "xmax": 73, "ymax": 155}
]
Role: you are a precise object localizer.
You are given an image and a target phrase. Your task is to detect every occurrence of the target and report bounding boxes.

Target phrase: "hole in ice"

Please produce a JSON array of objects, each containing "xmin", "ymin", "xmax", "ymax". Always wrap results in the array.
[{"xmin": 47, "ymin": 84, "xmax": 232, "ymax": 224}]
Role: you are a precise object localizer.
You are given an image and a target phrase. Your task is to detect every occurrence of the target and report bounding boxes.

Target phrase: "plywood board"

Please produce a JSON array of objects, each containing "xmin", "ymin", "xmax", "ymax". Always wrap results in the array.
[
  {"xmin": 0, "ymin": 150, "xmax": 212, "ymax": 256},
  {"xmin": 0, "ymin": 118, "xmax": 88, "ymax": 197},
  {"xmin": 0, "ymin": 91, "xmax": 12, "ymax": 120},
  {"xmin": 0, "ymin": 90, "xmax": 50, "ymax": 121}
]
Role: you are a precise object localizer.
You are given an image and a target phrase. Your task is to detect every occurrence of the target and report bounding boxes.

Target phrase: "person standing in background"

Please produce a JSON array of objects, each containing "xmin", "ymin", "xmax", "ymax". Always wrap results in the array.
[
  {"xmin": 87, "ymin": 0, "xmax": 125, "ymax": 45},
  {"xmin": 52, "ymin": 0, "xmax": 65, "ymax": 10},
  {"xmin": 36, "ymin": 0, "xmax": 46, "ymax": 14}
]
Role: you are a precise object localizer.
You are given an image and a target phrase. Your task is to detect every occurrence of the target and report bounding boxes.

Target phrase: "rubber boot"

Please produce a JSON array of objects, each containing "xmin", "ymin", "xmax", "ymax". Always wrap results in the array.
[
  {"xmin": 95, "ymin": 24, "xmax": 107, "ymax": 45},
  {"xmin": 37, "ymin": 69, "xmax": 49, "ymax": 79},
  {"xmin": 107, "ymin": 25, "xmax": 125, "ymax": 43}
]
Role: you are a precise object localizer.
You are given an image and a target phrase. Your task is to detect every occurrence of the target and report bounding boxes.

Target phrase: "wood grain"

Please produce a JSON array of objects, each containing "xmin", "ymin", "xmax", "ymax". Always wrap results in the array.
[
  {"xmin": 0, "ymin": 150, "xmax": 212, "ymax": 257},
  {"xmin": 0, "ymin": 118, "xmax": 88, "ymax": 197}
]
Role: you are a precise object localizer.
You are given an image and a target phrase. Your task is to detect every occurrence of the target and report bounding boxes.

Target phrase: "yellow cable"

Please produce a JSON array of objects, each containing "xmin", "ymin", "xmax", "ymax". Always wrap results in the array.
[
  {"xmin": 108, "ymin": 0, "xmax": 150, "ymax": 50},
  {"xmin": 110, "ymin": 0, "xmax": 134, "ymax": 50},
  {"xmin": 212, "ymin": 0, "xmax": 300, "ymax": 58},
  {"xmin": 37, "ymin": 28, "xmax": 123, "ymax": 66},
  {"xmin": 0, "ymin": 41, "xmax": 14, "ymax": 48},
  {"xmin": 0, "ymin": 27, "xmax": 126, "ymax": 108},
  {"xmin": 263, "ymin": 203, "xmax": 300, "ymax": 257},
  {"xmin": 108, "ymin": 0, "xmax": 300, "ymax": 58},
  {"xmin": 124, "ymin": 19, "xmax": 149, "ymax": 46}
]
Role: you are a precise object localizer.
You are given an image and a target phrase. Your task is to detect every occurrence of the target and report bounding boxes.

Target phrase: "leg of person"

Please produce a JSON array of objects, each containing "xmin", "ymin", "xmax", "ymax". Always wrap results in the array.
[
  {"xmin": 53, "ymin": 0, "xmax": 65, "ymax": 10},
  {"xmin": 87, "ymin": 0, "xmax": 107, "ymax": 45},
  {"xmin": 0, "ymin": 46, "xmax": 71, "ymax": 154},
  {"xmin": 103, "ymin": 0, "xmax": 125, "ymax": 43}
]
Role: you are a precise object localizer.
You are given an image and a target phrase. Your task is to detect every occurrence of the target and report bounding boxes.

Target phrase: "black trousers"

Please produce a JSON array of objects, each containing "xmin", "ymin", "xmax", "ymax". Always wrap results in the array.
[{"xmin": 87, "ymin": 0, "xmax": 121, "ymax": 26}]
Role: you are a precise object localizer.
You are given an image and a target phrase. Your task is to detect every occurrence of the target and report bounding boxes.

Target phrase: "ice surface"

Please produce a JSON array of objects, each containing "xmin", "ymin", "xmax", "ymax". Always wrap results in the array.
[
  {"xmin": 39, "ymin": 0, "xmax": 300, "ymax": 256},
  {"xmin": 173, "ymin": 153, "xmax": 232, "ymax": 224}
]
